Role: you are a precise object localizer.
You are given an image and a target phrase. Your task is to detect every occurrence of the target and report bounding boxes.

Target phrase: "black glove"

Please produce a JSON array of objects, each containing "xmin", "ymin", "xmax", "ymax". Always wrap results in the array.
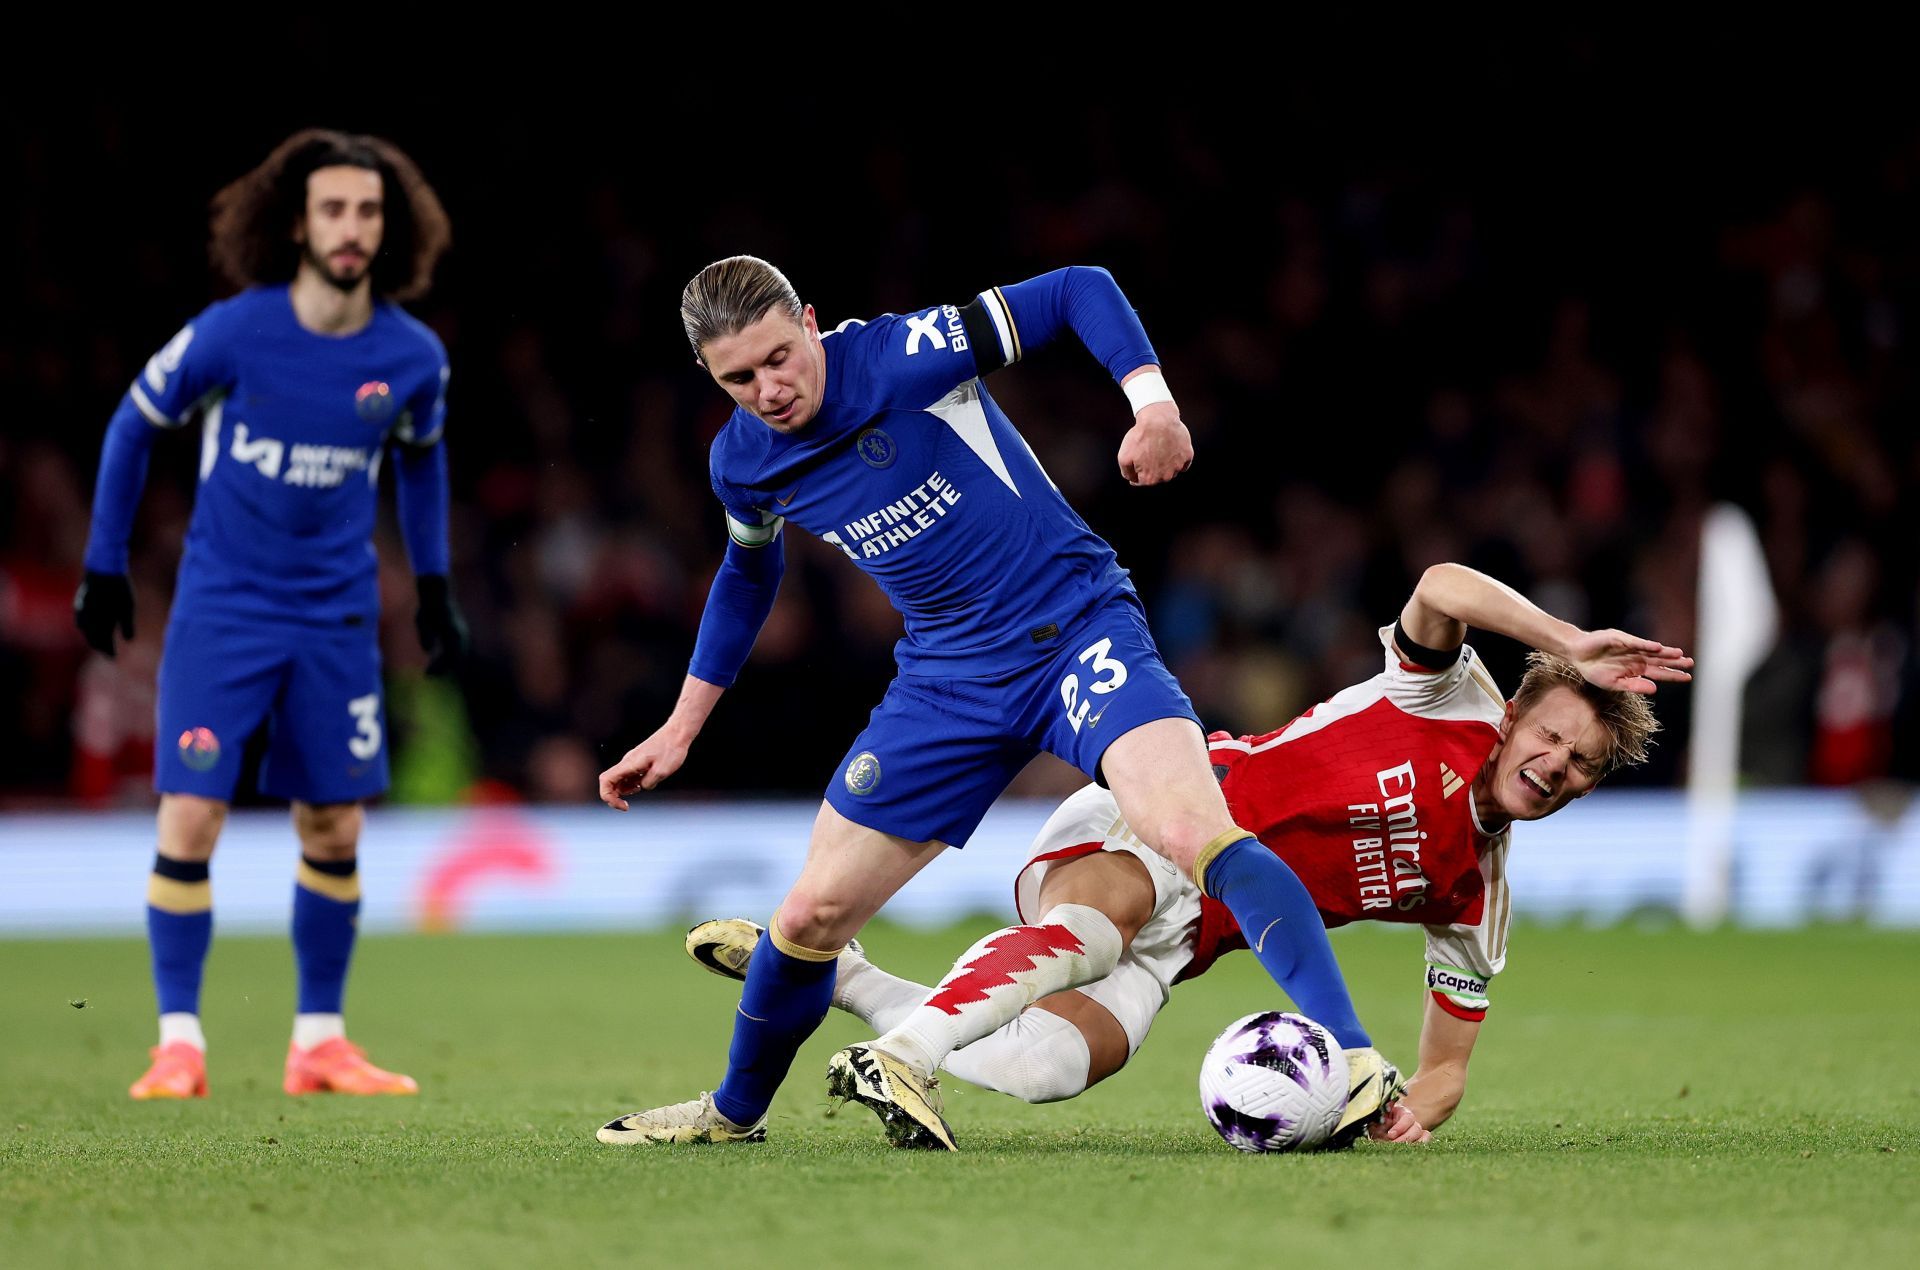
[
  {"xmin": 74, "ymin": 571, "xmax": 135, "ymax": 657},
  {"xmin": 414, "ymin": 574, "xmax": 469, "ymax": 676}
]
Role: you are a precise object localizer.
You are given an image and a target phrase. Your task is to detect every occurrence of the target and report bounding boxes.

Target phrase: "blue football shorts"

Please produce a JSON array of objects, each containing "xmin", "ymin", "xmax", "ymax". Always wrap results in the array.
[
  {"xmin": 824, "ymin": 593, "xmax": 1200, "ymax": 846},
  {"xmin": 154, "ymin": 611, "xmax": 389, "ymax": 805}
]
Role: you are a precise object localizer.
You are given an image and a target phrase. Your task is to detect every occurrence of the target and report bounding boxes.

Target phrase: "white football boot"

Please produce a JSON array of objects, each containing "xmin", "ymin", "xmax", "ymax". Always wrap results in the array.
[
  {"xmin": 825, "ymin": 1043, "xmax": 957, "ymax": 1151},
  {"xmin": 1327, "ymin": 1047, "xmax": 1408, "ymax": 1149},
  {"xmin": 596, "ymin": 1091, "xmax": 766, "ymax": 1145},
  {"xmin": 684, "ymin": 917, "xmax": 864, "ymax": 982}
]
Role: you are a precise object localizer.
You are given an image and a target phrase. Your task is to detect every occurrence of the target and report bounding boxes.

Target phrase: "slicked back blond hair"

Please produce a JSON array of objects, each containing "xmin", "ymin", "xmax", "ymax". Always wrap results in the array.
[
  {"xmin": 1512, "ymin": 651, "xmax": 1660, "ymax": 773},
  {"xmin": 681, "ymin": 255, "xmax": 802, "ymax": 360}
]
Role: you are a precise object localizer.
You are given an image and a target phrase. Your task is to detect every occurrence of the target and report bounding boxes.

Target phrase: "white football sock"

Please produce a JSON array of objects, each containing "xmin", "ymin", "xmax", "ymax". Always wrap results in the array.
[
  {"xmin": 830, "ymin": 945, "xmax": 1098, "ymax": 1101},
  {"xmin": 831, "ymin": 957, "xmax": 931, "ymax": 1031},
  {"xmin": 873, "ymin": 904, "xmax": 1122, "ymax": 1080},
  {"xmin": 293, "ymin": 1013, "xmax": 346, "ymax": 1049},
  {"xmin": 159, "ymin": 1012, "xmax": 205, "ymax": 1051},
  {"xmin": 942, "ymin": 1008, "xmax": 1092, "ymax": 1104}
]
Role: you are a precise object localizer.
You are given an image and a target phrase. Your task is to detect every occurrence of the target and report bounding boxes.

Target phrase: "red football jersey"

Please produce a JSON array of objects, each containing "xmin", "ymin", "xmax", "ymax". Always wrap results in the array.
[{"xmin": 1182, "ymin": 627, "xmax": 1514, "ymax": 1020}]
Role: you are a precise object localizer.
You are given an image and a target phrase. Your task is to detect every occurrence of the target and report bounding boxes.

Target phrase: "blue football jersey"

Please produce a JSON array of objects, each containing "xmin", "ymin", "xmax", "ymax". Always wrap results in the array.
[
  {"xmin": 103, "ymin": 285, "xmax": 448, "ymax": 624},
  {"xmin": 708, "ymin": 289, "xmax": 1139, "ymax": 677}
]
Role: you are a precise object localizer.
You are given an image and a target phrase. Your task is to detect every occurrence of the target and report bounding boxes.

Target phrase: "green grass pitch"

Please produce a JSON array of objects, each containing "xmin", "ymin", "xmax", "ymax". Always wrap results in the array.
[{"xmin": 2, "ymin": 921, "xmax": 1916, "ymax": 1268}]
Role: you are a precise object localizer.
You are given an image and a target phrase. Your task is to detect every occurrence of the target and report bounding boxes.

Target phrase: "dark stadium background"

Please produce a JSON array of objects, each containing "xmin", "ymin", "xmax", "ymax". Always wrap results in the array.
[{"xmin": 3, "ymin": 35, "xmax": 1915, "ymax": 809}]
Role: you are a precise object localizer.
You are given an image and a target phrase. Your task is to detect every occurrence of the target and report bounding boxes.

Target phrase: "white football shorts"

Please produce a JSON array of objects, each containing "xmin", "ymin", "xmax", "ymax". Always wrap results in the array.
[{"xmin": 1013, "ymin": 783, "xmax": 1203, "ymax": 1054}]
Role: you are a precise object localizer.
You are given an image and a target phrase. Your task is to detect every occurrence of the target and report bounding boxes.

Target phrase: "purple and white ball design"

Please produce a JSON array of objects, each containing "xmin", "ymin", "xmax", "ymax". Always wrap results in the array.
[{"xmin": 1199, "ymin": 1011, "xmax": 1347, "ymax": 1153}]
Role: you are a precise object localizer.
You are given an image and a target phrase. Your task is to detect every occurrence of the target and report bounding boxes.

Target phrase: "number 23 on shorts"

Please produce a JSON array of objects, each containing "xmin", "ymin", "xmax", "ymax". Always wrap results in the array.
[{"xmin": 1060, "ymin": 637, "xmax": 1129, "ymax": 733}]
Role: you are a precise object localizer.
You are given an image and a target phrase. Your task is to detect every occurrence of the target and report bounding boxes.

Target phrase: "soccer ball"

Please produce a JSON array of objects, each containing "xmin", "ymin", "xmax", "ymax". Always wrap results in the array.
[{"xmin": 1199, "ymin": 1011, "xmax": 1348, "ymax": 1153}]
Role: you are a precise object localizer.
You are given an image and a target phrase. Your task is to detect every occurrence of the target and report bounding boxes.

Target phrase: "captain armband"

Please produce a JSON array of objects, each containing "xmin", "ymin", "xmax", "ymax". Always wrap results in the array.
[
  {"xmin": 1393, "ymin": 618, "xmax": 1463, "ymax": 671},
  {"xmin": 959, "ymin": 289, "xmax": 1021, "ymax": 374},
  {"xmin": 725, "ymin": 510, "xmax": 785, "ymax": 548},
  {"xmin": 1426, "ymin": 962, "xmax": 1490, "ymax": 1021}
]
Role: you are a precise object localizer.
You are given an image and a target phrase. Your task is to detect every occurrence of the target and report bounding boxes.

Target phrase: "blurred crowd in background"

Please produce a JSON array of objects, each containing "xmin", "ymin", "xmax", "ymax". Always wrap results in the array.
[{"xmin": 4, "ymin": 54, "xmax": 1916, "ymax": 809}]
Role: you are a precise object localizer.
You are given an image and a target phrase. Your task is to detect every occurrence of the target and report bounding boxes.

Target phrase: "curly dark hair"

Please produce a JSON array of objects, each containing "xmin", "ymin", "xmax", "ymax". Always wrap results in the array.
[{"xmin": 208, "ymin": 129, "xmax": 450, "ymax": 302}]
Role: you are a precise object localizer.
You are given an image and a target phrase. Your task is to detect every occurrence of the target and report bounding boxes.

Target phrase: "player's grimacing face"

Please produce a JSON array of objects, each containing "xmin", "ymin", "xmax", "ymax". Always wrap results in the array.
[
  {"xmin": 296, "ymin": 165, "xmax": 384, "ymax": 291},
  {"xmin": 701, "ymin": 306, "xmax": 825, "ymax": 433},
  {"xmin": 1488, "ymin": 687, "xmax": 1610, "ymax": 822}
]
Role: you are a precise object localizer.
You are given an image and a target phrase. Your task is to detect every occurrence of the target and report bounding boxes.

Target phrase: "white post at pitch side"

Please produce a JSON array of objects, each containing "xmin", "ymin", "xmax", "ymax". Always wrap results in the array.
[{"xmin": 1684, "ymin": 504, "xmax": 1778, "ymax": 927}]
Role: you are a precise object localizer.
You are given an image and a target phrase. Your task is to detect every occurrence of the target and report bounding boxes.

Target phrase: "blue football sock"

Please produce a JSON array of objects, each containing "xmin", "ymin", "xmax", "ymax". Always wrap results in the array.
[
  {"xmin": 292, "ymin": 856, "xmax": 361, "ymax": 1015},
  {"xmin": 1203, "ymin": 836, "xmax": 1370, "ymax": 1050},
  {"xmin": 711, "ymin": 925, "xmax": 837, "ymax": 1126},
  {"xmin": 147, "ymin": 855, "xmax": 213, "ymax": 1017}
]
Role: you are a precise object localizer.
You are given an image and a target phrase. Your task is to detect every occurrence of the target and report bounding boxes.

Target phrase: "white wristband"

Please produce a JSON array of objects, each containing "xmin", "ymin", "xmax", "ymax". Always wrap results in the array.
[{"xmin": 1122, "ymin": 369, "xmax": 1174, "ymax": 415}]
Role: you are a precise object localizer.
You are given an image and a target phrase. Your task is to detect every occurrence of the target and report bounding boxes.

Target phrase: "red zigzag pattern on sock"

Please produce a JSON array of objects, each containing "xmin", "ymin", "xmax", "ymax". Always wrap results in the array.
[{"xmin": 924, "ymin": 924, "xmax": 1086, "ymax": 1017}]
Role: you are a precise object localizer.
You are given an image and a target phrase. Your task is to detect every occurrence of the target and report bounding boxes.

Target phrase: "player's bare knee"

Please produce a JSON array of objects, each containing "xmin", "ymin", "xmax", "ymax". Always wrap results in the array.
[
  {"xmin": 293, "ymin": 801, "xmax": 363, "ymax": 861},
  {"xmin": 157, "ymin": 794, "xmax": 227, "ymax": 861},
  {"xmin": 1037, "ymin": 852, "xmax": 1155, "ymax": 946},
  {"xmin": 1129, "ymin": 813, "xmax": 1225, "ymax": 875},
  {"xmin": 772, "ymin": 892, "xmax": 855, "ymax": 953}
]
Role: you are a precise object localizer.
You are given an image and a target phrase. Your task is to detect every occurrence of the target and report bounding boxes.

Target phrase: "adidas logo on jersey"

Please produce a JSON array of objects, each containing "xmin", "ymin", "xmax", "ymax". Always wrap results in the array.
[{"xmin": 1440, "ymin": 763, "xmax": 1464, "ymax": 799}]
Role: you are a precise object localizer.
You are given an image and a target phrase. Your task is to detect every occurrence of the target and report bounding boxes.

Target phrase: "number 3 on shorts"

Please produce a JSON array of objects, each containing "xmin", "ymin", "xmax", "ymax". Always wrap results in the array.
[
  {"xmin": 1060, "ymin": 637, "xmax": 1129, "ymax": 733},
  {"xmin": 348, "ymin": 692, "xmax": 382, "ymax": 760}
]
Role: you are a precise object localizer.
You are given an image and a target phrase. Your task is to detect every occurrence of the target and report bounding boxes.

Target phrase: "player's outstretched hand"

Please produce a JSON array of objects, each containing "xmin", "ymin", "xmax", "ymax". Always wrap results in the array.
[
  {"xmin": 599, "ymin": 725, "xmax": 692, "ymax": 810},
  {"xmin": 1565, "ymin": 629, "xmax": 1694, "ymax": 695},
  {"xmin": 74, "ymin": 571, "xmax": 134, "ymax": 657},
  {"xmin": 1367, "ymin": 1101, "xmax": 1432, "ymax": 1144},
  {"xmin": 1117, "ymin": 402, "xmax": 1194, "ymax": 486}
]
